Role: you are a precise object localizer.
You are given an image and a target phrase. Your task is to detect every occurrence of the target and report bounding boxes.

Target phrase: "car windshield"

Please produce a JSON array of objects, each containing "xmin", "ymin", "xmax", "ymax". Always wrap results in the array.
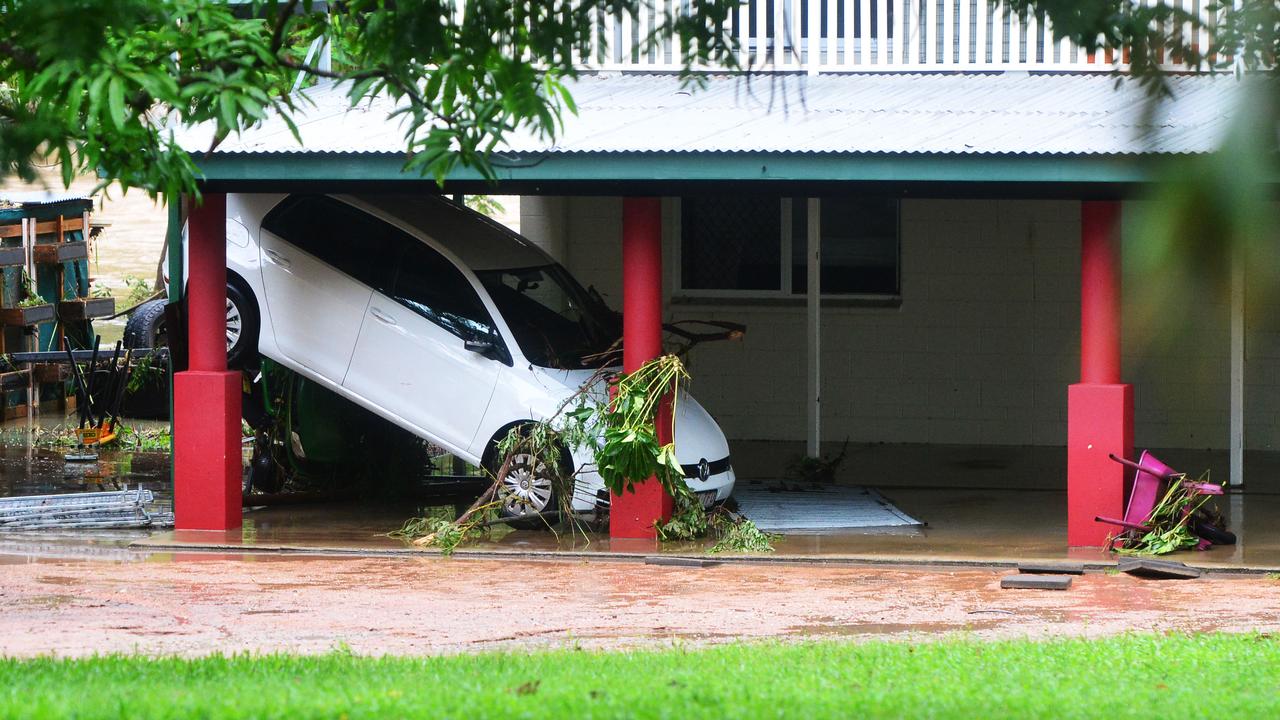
[{"xmin": 476, "ymin": 264, "xmax": 620, "ymax": 369}]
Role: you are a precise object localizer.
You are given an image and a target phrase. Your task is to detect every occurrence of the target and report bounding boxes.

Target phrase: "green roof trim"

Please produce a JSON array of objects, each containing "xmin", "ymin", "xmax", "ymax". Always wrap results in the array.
[{"xmin": 194, "ymin": 151, "xmax": 1160, "ymax": 188}]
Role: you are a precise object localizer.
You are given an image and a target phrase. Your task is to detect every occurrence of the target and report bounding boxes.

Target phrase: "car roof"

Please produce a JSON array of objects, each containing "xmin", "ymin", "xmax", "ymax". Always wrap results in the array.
[{"xmin": 347, "ymin": 194, "xmax": 551, "ymax": 272}]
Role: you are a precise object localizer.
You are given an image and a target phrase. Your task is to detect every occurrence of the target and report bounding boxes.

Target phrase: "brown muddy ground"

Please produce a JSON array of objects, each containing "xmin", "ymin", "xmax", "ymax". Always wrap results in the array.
[{"xmin": 1, "ymin": 555, "xmax": 1278, "ymax": 657}]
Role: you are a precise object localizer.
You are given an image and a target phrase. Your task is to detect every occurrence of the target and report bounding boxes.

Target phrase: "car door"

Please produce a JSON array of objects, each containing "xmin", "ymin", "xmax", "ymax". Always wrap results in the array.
[
  {"xmin": 343, "ymin": 235, "xmax": 505, "ymax": 454},
  {"xmin": 257, "ymin": 196, "xmax": 394, "ymax": 384}
]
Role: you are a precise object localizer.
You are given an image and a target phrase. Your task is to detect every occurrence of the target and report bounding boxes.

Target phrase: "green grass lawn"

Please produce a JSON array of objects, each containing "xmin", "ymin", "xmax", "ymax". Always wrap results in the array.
[{"xmin": 2, "ymin": 634, "xmax": 1276, "ymax": 719}]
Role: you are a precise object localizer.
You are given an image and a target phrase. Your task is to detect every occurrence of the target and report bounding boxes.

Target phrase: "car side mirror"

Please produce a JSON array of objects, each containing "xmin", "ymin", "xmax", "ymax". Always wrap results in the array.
[
  {"xmin": 586, "ymin": 284, "xmax": 607, "ymax": 308},
  {"xmin": 464, "ymin": 338, "xmax": 495, "ymax": 355},
  {"xmin": 464, "ymin": 331, "xmax": 512, "ymax": 366}
]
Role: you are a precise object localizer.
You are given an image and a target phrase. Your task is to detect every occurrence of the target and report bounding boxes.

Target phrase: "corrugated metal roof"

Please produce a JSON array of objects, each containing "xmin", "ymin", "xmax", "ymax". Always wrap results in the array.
[
  {"xmin": 185, "ymin": 72, "xmax": 1245, "ymax": 158},
  {"xmin": 0, "ymin": 191, "xmax": 92, "ymax": 206}
]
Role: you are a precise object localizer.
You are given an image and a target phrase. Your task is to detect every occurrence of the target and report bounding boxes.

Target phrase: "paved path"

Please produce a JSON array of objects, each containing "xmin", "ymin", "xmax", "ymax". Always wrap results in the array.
[{"xmin": 1, "ymin": 555, "xmax": 1278, "ymax": 657}]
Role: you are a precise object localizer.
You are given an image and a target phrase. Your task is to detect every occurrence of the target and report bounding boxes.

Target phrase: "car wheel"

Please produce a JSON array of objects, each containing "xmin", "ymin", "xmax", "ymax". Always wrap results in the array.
[
  {"xmin": 123, "ymin": 299, "xmax": 168, "ymax": 349},
  {"xmin": 488, "ymin": 442, "xmax": 567, "ymax": 530},
  {"xmin": 225, "ymin": 282, "xmax": 259, "ymax": 368}
]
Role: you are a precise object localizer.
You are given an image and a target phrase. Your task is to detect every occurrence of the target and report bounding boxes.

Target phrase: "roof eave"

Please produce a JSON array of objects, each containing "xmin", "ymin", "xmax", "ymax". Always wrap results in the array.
[{"xmin": 191, "ymin": 150, "xmax": 1190, "ymax": 195}]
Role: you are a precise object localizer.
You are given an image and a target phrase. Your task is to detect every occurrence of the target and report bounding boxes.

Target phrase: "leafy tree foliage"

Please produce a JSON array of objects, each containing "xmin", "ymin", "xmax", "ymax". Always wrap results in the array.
[
  {"xmin": 1, "ymin": 0, "xmax": 1275, "ymax": 212},
  {"xmin": 1002, "ymin": 0, "xmax": 1280, "ymax": 327},
  {"xmin": 1004, "ymin": 0, "xmax": 1278, "ymax": 85},
  {"xmin": 0, "ymin": 0, "xmax": 739, "ymax": 198}
]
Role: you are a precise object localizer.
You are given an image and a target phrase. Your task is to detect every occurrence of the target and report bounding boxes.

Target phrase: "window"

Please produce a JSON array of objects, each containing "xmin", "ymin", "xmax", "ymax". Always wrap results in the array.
[
  {"xmin": 791, "ymin": 197, "xmax": 900, "ymax": 296},
  {"xmin": 392, "ymin": 241, "xmax": 497, "ymax": 341},
  {"xmin": 261, "ymin": 195, "xmax": 398, "ymax": 291},
  {"xmin": 678, "ymin": 196, "xmax": 900, "ymax": 299},
  {"xmin": 680, "ymin": 196, "xmax": 782, "ymax": 291}
]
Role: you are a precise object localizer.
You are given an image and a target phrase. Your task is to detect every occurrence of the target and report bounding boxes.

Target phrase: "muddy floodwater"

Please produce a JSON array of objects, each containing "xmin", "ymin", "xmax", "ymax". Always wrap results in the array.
[
  {"xmin": 0, "ymin": 426, "xmax": 172, "ymax": 561},
  {"xmin": 0, "ymin": 444, "xmax": 171, "ymax": 501},
  {"xmin": 3, "ymin": 555, "xmax": 1280, "ymax": 657}
]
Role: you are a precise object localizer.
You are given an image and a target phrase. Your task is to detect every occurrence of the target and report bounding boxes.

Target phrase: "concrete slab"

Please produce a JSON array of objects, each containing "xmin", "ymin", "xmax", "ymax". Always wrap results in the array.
[
  {"xmin": 1001, "ymin": 574, "xmax": 1074, "ymax": 590},
  {"xmin": 1118, "ymin": 558, "xmax": 1203, "ymax": 579},
  {"xmin": 644, "ymin": 556, "xmax": 721, "ymax": 568},
  {"xmin": 116, "ymin": 490, "xmax": 1280, "ymax": 573},
  {"xmin": 6, "ymin": 440, "xmax": 1279, "ymax": 572},
  {"xmin": 1018, "ymin": 561, "xmax": 1086, "ymax": 575}
]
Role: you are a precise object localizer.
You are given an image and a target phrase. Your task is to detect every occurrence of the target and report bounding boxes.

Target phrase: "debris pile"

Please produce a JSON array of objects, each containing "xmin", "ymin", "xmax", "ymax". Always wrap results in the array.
[
  {"xmin": 0, "ymin": 487, "xmax": 171, "ymax": 530},
  {"xmin": 1096, "ymin": 451, "xmax": 1234, "ymax": 555}
]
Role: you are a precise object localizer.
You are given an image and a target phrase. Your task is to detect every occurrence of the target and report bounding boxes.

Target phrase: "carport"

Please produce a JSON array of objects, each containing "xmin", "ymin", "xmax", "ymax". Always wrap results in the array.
[{"xmin": 170, "ymin": 73, "xmax": 1247, "ymax": 548}]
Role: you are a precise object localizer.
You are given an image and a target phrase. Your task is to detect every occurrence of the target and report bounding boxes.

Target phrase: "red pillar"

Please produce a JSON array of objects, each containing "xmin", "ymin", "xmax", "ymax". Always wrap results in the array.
[
  {"xmin": 610, "ymin": 197, "xmax": 674, "ymax": 539},
  {"xmin": 1067, "ymin": 201, "xmax": 1132, "ymax": 546},
  {"xmin": 173, "ymin": 193, "xmax": 242, "ymax": 531}
]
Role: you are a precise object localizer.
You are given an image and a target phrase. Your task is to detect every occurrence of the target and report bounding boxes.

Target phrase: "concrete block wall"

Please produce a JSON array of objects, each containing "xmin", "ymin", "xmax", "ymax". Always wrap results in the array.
[
  {"xmin": 520, "ymin": 195, "xmax": 1279, "ymax": 450},
  {"xmin": 1242, "ymin": 248, "xmax": 1280, "ymax": 450},
  {"xmin": 1118, "ymin": 203, "xmax": 1280, "ymax": 451}
]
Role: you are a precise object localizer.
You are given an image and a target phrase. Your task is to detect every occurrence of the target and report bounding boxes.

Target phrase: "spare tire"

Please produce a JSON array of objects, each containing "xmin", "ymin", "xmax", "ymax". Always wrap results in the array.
[
  {"xmin": 123, "ymin": 299, "xmax": 168, "ymax": 350},
  {"xmin": 121, "ymin": 299, "xmax": 171, "ymax": 420},
  {"xmin": 123, "ymin": 286, "xmax": 259, "ymax": 369}
]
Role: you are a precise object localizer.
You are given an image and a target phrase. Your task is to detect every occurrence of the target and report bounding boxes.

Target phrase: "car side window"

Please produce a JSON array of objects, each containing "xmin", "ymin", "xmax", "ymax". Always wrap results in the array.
[
  {"xmin": 393, "ymin": 241, "xmax": 497, "ymax": 341},
  {"xmin": 261, "ymin": 195, "xmax": 397, "ymax": 291}
]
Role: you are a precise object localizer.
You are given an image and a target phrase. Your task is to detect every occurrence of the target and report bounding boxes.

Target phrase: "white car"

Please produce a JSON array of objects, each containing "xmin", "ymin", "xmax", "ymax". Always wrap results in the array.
[{"xmin": 160, "ymin": 193, "xmax": 735, "ymax": 524}]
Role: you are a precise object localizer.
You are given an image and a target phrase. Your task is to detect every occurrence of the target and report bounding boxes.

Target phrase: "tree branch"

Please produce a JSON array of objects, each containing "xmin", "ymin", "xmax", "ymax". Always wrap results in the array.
[
  {"xmin": 276, "ymin": 56, "xmax": 442, "ymax": 122},
  {"xmin": 276, "ymin": 56, "xmax": 380, "ymax": 82},
  {"xmin": 0, "ymin": 40, "xmax": 38, "ymax": 71},
  {"xmin": 270, "ymin": 0, "xmax": 302, "ymax": 54}
]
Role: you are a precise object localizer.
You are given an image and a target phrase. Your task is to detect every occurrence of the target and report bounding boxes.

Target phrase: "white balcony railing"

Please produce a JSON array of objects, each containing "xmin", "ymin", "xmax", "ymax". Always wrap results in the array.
[{"xmin": 581, "ymin": 0, "xmax": 1218, "ymax": 73}]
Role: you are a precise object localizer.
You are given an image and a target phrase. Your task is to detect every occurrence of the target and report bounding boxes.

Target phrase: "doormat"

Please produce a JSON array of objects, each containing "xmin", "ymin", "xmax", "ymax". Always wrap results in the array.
[{"xmin": 733, "ymin": 484, "xmax": 923, "ymax": 534}]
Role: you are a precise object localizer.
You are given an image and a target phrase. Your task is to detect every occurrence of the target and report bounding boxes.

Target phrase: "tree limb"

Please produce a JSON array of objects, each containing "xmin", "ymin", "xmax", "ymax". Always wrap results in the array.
[
  {"xmin": 0, "ymin": 40, "xmax": 38, "ymax": 71},
  {"xmin": 269, "ymin": 0, "xmax": 302, "ymax": 54}
]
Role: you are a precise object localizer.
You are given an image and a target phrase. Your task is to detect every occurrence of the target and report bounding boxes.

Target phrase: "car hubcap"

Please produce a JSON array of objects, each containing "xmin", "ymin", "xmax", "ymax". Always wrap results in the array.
[
  {"xmin": 226, "ymin": 298, "xmax": 242, "ymax": 351},
  {"xmin": 499, "ymin": 453, "xmax": 553, "ymax": 517}
]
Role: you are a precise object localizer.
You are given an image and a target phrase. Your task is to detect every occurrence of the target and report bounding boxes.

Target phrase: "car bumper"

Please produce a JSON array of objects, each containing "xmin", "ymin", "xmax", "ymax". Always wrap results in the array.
[{"xmin": 570, "ymin": 459, "xmax": 736, "ymax": 512}]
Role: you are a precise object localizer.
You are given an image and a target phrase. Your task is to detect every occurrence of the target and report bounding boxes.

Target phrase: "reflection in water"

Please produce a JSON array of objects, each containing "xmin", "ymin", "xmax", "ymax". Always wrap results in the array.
[
  {"xmin": 0, "ymin": 429, "xmax": 172, "ymax": 562},
  {"xmin": 0, "ymin": 444, "xmax": 171, "ymax": 506}
]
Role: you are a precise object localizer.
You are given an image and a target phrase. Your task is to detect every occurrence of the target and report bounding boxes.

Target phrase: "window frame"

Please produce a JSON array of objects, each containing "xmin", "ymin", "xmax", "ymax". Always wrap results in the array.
[{"xmin": 672, "ymin": 196, "xmax": 903, "ymax": 305}]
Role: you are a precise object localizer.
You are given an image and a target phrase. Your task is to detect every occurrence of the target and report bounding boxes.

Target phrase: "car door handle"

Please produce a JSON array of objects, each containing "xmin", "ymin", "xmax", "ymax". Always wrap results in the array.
[
  {"xmin": 262, "ymin": 249, "xmax": 291, "ymax": 269},
  {"xmin": 369, "ymin": 307, "xmax": 397, "ymax": 326}
]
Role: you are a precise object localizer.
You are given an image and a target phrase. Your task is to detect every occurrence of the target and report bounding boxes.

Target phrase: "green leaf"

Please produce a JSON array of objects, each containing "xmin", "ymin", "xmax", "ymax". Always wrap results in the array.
[
  {"xmin": 556, "ymin": 82, "xmax": 578, "ymax": 115},
  {"xmin": 218, "ymin": 91, "xmax": 238, "ymax": 131},
  {"xmin": 238, "ymin": 95, "xmax": 265, "ymax": 121},
  {"xmin": 58, "ymin": 144, "xmax": 74, "ymax": 188},
  {"xmin": 87, "ymin": 74, "xmax": 109, "ymax": 125},
  {"xmin": 107, "ymin": 76, "xmax": 127, "ymax": 131}
]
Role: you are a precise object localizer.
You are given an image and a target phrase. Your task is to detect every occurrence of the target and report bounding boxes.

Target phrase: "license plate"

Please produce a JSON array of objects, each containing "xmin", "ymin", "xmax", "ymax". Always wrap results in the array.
[{"xmin": 697, "ymin": 491, "xmax": 717, "ymax": 509}]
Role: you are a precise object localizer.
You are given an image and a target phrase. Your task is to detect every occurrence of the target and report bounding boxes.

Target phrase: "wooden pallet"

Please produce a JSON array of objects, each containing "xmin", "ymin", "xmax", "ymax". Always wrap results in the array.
[
  {"xmin": 32, "ymin": 240, "xmax": 89, "ymax": 264},
  {"xmin": 58, "ymin": 297, "xmax": 116, "ymax": 321},
  {"xmin": 31, "ymin": 362, "xmax": 70, "ymax": 383},
  {"xmin": 0, "ymin": 369, "xmax": 31, "ymax": 392},
  {"xmin": 0, "ymin": 246, "xmax": 25, "ymax": 267},
  {"xmin": 0, "ymin": 303, "xmax": 55, "ymax": 326},
  {"xmin": 0, "ymin": 215, "xmax": 85, "ymax": 239}
]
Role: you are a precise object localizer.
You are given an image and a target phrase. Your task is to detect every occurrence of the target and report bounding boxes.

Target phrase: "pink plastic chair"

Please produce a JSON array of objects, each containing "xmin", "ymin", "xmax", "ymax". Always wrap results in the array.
[{"xmin": 1095, "ymin": 450, "xmax": 1222, "ymax": 536}]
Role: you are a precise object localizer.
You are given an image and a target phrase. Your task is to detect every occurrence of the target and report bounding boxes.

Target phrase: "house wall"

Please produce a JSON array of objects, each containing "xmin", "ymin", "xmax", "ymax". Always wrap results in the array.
[{"xmin": 521, "ymin": 195, "xmax": 1280, "ymax": 451}]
